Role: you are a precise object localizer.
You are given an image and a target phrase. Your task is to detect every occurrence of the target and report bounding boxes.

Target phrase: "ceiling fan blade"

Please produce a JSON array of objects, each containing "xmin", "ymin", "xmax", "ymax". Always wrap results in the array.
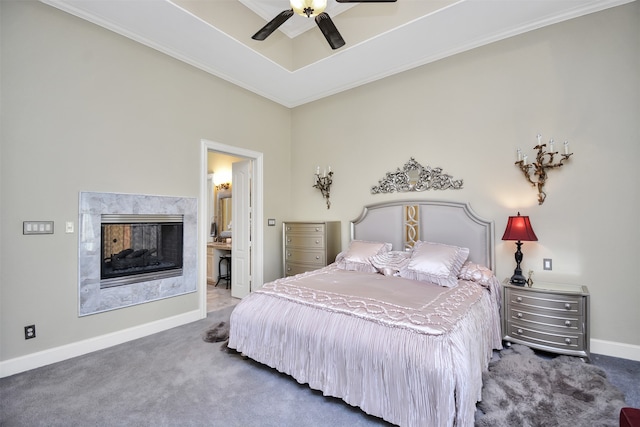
[
  {"xmin": 252, "ymin": 9, "xmax": 294, "ymax": 41},
  {"xmin": 315, "ymin": 13, "xmax": 345, "ymax": 50},
  {"xmin": 336, "ymin": 0, "xmax": 397, "ymax": 3}
]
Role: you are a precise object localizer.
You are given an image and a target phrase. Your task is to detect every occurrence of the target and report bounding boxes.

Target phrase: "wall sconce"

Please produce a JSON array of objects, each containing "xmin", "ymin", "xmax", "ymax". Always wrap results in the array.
[
  {"xmin": 502, "ymin": 212, "xmax": 538, "ymax": 286},
  {"xmin": 313, "ymin": 166, "xmax": 333, "ymax": 209},
  {"xmin": 515, "ymin": 134, "xmax": 573, "ymax": 205}
]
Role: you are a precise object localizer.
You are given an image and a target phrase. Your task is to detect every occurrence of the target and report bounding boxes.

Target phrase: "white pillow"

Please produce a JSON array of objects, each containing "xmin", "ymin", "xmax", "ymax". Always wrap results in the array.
[
  {"xmin": 399, "ymin": 241, "xmax": 469, "ymax": 287},
  {"xmin": 458, "ymin": 261, "xmax": 495, "ymax": 288},
  {"xmin": 335, "ymin": 240, "xmax": 392, "ymax": 273},
  {"xmin": 370, "ymin": 250, "xmax": 411, "ymax": 276}
]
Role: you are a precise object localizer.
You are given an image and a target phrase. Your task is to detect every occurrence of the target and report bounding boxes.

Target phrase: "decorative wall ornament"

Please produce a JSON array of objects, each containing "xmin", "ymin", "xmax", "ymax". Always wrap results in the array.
[
  {"xmin": 371, "ymin": 157, "xmax": 463, "ymax": 194},
  {"xmin": 515, "ymin": 134, "xmax": 574, "ymax": 205},
  {"xmin": 313, "ymin": 166, "xmax": 333, "ymax": 209}
]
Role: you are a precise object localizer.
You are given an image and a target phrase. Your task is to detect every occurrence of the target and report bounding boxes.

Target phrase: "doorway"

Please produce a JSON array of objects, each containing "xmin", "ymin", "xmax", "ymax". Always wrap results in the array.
[{"xmin": 200, "ymin": 140, "xmax": 264, "ymax": 317}]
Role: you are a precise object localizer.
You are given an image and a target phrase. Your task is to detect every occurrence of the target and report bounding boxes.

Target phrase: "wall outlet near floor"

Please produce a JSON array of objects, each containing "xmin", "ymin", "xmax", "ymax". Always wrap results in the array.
[
  {"xmin": 24, "ymin": 325, "xmax": 36, "ymax": 340},
  {"xmin": 543, "ymin": 258, "xmax": 553, "ymax": 271}
]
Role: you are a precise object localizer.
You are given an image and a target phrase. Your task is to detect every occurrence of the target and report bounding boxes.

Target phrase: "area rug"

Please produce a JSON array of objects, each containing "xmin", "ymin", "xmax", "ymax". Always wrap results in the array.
[{"xmin": 476, "ymin": 344, "xmax": 627, "ymax": 427}]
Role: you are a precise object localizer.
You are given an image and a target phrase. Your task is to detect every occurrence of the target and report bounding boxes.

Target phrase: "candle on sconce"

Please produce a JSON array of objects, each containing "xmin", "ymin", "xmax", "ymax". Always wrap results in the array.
[
  {"xmin": 328, "ymin": 165, "xmax": 331, "ymax": 173},
  {"xmin": 537, "ymin": 134, "xmax": 542, "ymax": 145},
  {"xmin": 516, "ymin": 148, "xmax": 522, "ymax": 161},
  {"xmin": 549, "ymin": 139, "xmax": 554, "ymax": 152},
  {"xmin": 316, "ymin": 166, "xmax": 320, "ymax": 175},
  {"xmin": 522, "ymin": 155, "xmax": 528, "ymax": 166},
  {"xmin": 563, "ymin": 141, "xmax": 569, "ymax": 155}
]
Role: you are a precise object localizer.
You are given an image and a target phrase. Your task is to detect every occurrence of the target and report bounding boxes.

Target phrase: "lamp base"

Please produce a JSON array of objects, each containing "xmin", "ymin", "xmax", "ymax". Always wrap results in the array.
[{"xmin": 509, "ymin": 272, "xmax": 527, "ymax": 286}]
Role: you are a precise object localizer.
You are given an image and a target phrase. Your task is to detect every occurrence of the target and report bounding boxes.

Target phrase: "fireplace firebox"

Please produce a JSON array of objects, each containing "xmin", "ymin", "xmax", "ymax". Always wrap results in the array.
[{"xmin": 100, "ymin": 214, "xmax": 184, "ymax": 288}]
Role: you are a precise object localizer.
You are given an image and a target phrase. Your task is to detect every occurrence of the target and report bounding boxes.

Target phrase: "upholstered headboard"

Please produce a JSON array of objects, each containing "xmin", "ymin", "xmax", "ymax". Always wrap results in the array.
[{"xmin": 351, "ymin": 200, "xmax": 495, "ymax": 271}]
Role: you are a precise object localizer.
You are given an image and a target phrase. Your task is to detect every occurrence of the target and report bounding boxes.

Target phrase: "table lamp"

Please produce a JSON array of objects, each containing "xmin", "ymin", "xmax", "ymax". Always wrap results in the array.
[{"xmin": 502, "ymin": 212, "xmax": 538, "ymax": 286}]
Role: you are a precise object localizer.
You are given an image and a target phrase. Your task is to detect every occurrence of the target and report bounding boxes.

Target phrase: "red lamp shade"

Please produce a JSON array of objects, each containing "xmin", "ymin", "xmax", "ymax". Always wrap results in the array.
[{"xmin": 502, "ymin": 212, "xmax": 538, "ymax": 242}]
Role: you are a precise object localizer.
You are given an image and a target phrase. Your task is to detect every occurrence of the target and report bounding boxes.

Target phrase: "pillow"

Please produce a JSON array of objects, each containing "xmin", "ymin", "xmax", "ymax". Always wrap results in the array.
[
  {"xmin": 458, "ymin": 261, "xmax": 495, "ymax": 288},
  {"xmin": 370, "ymin": 250, "xmax": 411, "ymax": 276},
  {"xmin": 335, "ymin": 240, "xmax": 392, "ymax": 273},
  {"xmin": 399, "ymin": 241, "xmax": 469, "ymax": 287}
]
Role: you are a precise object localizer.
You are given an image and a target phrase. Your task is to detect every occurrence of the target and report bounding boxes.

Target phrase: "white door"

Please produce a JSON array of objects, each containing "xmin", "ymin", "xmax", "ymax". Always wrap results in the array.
[{"xmin": 231, "ymin": 159, "xmax": 251, "ymax": 298}]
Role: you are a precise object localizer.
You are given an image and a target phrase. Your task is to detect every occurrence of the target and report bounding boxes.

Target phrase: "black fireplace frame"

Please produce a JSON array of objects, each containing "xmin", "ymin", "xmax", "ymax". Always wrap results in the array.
[{"xmin": 100, "ymin": 214, "xmax": 184, "ymax": 289}]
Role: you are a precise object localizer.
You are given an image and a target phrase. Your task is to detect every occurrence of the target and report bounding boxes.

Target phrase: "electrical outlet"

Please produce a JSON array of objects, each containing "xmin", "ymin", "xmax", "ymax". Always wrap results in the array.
[
  {"xmin": 543, "ymin": 258, "xmax": 553, "ymax": 271},
  {"xmin": 24, "ymin": 325, "xmax": 36, "ymax": 340}
]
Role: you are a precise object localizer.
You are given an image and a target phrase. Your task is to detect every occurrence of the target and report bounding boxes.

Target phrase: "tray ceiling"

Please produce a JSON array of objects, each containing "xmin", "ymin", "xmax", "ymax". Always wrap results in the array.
[{"xmin": 41, "ymin": 0, "xmax": 632, "ymax": 108}]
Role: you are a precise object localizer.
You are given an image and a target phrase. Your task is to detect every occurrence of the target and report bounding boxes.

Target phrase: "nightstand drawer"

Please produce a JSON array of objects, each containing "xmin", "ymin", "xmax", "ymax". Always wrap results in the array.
[
  {"xmin": 285, "ymin": 249, "xmax": 325, "ymax": 265},
  {"xmin": 507, "ymin": 307, "xmax": 581, "ymax": 330},
  {"xmin": 506, "ymin": 323, "xmax": 585, "ymax": 349},
  {"xmin": 507, "ymin": 289, "xmax": 584, "ymax": 315},
  {"xmin": 284, "ymin": 234, "xmax": 325, "ymax": 249}
]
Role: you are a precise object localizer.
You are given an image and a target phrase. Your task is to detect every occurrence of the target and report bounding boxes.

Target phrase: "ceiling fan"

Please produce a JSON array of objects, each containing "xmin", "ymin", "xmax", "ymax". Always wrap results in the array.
[{"xmin": 251, "ymin": 0, "xmax": 397, "ymax": 50}]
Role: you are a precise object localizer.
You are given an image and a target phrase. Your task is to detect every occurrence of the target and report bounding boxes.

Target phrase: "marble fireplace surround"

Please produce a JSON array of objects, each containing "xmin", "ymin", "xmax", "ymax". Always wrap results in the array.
[{"xmin": 79, "ymin": 192, "xmax": 197, "ymax": 316}]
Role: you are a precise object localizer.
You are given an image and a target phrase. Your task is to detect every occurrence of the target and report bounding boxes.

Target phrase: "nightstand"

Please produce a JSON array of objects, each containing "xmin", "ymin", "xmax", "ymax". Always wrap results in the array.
[{"xmin": 503, "ymin": 281, "xmax": 590, "ymax": 360}]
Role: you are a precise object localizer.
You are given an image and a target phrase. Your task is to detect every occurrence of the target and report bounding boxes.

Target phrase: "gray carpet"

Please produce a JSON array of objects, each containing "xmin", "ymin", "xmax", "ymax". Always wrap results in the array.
[
  {"xmin": 475, "ymin": 344, "xmax": 627, "ymax": 427},
  {"xmin": 1, "ymin": 306, "xmax": 637, "ymax": 427}
]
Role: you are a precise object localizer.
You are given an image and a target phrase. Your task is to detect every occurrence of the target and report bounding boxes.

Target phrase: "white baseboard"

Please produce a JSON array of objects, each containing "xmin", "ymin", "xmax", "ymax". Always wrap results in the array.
[
  {"xmin": 0, "ymin": 309, "xmax": 203, "ymax": 378},
  {"xmin": 591, "ymin": 338, "xmax": 640, "ymax": 361}
]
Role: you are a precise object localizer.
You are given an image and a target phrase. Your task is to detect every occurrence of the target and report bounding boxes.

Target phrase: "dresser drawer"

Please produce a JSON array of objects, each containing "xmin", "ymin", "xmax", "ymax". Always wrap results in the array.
[
  {"xmin": 284, "ymin": 223, "xmax": 325, "ymax": 235},
  {"xmin": 284, "ymin": 234, "xmax": 325, "ymax": 249},
  {"xmin": 507, "ymin": 289, "xmax": 584, "ymax": 316},
  {"xmin": 284, "ymin": 262, "xmax": 318, "ymax": 276},
  {"xmin": 507, "ymin": 307, "xmax": 581, "ymax": 330},
  {"xmin": 285, "ymin": 249, "xmax": 325, "ymax": 265},
  {"xmin": 506, "ymin": 322, "xmax": 585, "ymax": 350}
]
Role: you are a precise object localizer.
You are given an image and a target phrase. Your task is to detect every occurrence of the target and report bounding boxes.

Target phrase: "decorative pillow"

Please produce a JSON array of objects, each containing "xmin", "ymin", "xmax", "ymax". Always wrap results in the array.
[
  {"xmin": 335, "ymin": 240, "xmax": 392, "ymax": 273},
  {"xmin": 458, "ymin": 261, "xmax": 495, "ymax": 288},
  {"xmin": 370, "ymin": 251, "xmax": 411, "ymax": 276},
  {"xmin": 399, "ymin": 241, "xmax": 469, "ymax": 287}
]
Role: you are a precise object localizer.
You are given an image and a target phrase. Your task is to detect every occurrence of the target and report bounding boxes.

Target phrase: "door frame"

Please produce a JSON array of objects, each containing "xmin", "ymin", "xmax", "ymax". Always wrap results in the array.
[{"xmin": 199, "ymin": 139, "xmax": 264, "ymax": 317}]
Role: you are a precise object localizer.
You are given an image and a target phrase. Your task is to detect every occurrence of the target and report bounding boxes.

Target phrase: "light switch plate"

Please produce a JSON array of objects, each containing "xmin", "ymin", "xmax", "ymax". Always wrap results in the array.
[
  {"xmin": 23, "ymin": 221, "xmax": 54, "ymax": 235},
  {"xmin": 268, "ymin": 218, "xmax": 276, "ymax": 226},
  {"xmin": 543, "ymin": 258, "xmax": 552, "ymax": 270}
]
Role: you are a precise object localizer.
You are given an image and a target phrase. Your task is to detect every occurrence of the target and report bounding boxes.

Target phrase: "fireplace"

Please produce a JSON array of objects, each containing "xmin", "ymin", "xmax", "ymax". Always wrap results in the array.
[
  {"xmin": 79, "ymin": 192, "xmax": 197, "ymax": 316},
  {"xmin": 100, "ymin": 214, "xmax": 184, "ymax": 288}
]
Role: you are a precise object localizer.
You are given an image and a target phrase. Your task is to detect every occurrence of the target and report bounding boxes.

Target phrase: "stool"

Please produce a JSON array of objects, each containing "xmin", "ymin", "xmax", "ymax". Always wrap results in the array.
[
  {"xmin": 621, "ymin": 408, "xmax": 640, "ymax": 427},
  {"xmin": 215, "ymin": 254, "xmax": 231, "ymax": 289}
]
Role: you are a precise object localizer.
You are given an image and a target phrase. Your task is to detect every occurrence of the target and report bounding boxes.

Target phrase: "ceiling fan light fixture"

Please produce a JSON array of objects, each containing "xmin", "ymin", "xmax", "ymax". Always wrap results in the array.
[{"xmin": 290, "ymin": 0, "xmax": 327, "ymax": 18}]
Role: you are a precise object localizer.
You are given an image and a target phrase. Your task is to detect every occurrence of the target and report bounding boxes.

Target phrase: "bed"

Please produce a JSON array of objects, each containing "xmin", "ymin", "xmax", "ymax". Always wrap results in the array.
[{"xmin": 228, "ymin": 200, "xmax": 503, "ymax": 427}]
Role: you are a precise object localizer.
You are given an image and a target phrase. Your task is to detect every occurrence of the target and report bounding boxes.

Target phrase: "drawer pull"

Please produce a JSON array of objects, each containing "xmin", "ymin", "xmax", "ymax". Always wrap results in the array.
[
  {"xmin": 516, "ymin": 296, "xmax": 523, "ymax": 303},
  {"xmin": 565, "ymin": 320, "xmax": 572, "ymax": 327},
  {"xmin": 287, "ymin": 239, "xmax": 291, "ymax": 243},
  {"xmin": 564, "ymin": 338, "xmax": 572, "ymax": 345},
  {"xmin": 315, "ymin": 227, "xmax": 320, "ymax": 231},
  {"xmin": 564, "ymin": 303, "xmax": 571, "ymax": 310},
  {"xmin": 517, "ymin": 329, "xmax": 523, "ymax": 335},
  {"xmin": 287, "ymin": 226, "xmax": 291, "ymax": 231},
  {"xmin": 315, "ymin": 240, "xmax": 320, "ymax": 244},
  {"xmin": 517, "ymin": 312, "xmax": 523, "ymax": 318},
  {"xmin": 287, "ymin": 267, "xmax": 291, "ymax": 271},
  {"xmin": 315, "ymin": 256, "xmax": 320, "ymax": 260},
  {"xmin": 286, "ymin": 252, "xmax": 291, "ymax": 257}
]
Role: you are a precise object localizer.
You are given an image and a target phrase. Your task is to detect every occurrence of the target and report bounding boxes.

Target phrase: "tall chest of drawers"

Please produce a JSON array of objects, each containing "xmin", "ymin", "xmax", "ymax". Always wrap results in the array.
[
  {"xmin": 503, "ymin": 282, "xmax": 590, "ymax": 359},
  {"xmin": 283, "ymin": 221, "xmax": 341, "ymax": 277}
]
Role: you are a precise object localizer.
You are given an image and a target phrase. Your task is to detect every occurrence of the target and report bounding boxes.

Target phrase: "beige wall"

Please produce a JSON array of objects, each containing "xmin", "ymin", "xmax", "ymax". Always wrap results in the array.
[
  {"xmin": 1, "ymin": 0, "xmax": 638, "ymax": 368},
  {"xmin": 289, "ymin": 3, "xmax": 639, "ymax": 350},
  {"xmin": 0, "ymin": 1, "xmax": 291, "ymax": 362}
]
